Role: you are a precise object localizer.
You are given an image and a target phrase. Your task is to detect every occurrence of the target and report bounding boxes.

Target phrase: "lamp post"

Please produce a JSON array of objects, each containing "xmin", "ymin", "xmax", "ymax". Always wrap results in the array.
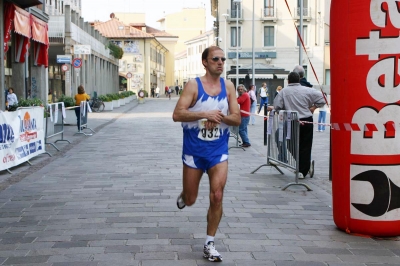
[
  {"xmin": 221, "ymin": 13, "xmax": 229, "ymax": 79},
  {"xmin": 233, "ymin": 0, "xmax": 242, "ymax": 89},
  {"xmin": 299, "ymin": 0, "xmax": 303, "ymax": 65}
]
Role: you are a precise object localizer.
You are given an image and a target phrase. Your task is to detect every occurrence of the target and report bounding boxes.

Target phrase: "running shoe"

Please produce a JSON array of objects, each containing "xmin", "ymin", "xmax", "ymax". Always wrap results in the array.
[
  {"xmin": 203, "ymin": 241, "xmax": 223, "ymax": 262},
  {"xmin": 176, "ymin": 194, "xmax": 186, "ymax": 209},
  {"xmin": 298, "ymin": 173, "xmax": 305, "ymax": 179}
]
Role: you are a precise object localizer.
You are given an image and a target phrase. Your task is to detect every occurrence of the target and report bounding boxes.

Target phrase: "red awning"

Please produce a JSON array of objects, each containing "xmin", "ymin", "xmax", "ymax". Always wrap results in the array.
[
  {"xmin": 31, "ymin": 15, "xmax": 49, "ymax": 45},
  {"xmin": 13, "ymin": 5, "xmax": 31, "ymax": 38},
  {"xmin": 3, "ymin": 3, "xmax": 15, "ymax": 52}
]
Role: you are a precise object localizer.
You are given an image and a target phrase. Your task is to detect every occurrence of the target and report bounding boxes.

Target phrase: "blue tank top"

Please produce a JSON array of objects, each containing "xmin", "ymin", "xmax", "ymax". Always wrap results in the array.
[{"xmin": 182, "ymin": 77, "xmax": 230, "ymax": 157}]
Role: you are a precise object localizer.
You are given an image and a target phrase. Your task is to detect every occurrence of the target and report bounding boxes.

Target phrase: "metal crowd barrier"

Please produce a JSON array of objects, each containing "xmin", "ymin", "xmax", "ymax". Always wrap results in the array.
[
  {"xmin": 252, "ymin": 110, "xmax": 312, "ymax": 191},
  {"xmin": 229, "ymin": 125, "xmax": 245, "ymax": 151},
  {"xmin": 45, "ymin": 102, "xmax": 71, "ymax": 151},
  {"xmin": 74, "ymin": 101, "xmax": 95, "ymax": 136}
]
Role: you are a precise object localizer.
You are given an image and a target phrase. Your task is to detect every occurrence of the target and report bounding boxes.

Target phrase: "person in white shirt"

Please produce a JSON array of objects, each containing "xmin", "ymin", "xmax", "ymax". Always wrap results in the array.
[
  {"xmin": 155, "ymin": 86, "xmax": 160, "ymax": 98},
  {"xmin": 248, "ymin": 84, "xmax": 257, "ymax": 125},
  {"xmin": 257, "ymin": 82, "xmax": 269, "ymax": 114},
  {"xmin": 6, "ymin": 87, "xmax": 18, "ymax": 110},
  {"xmin": 317, "ymin": 93, "xmax": 328, "ymax": 132}
]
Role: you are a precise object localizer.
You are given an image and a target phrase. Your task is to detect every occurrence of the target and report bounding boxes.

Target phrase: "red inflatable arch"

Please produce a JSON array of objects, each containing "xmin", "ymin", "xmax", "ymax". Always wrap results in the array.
[{"xmin": 331, "ymin": 0, "xmax": 400, "ymax": 236}]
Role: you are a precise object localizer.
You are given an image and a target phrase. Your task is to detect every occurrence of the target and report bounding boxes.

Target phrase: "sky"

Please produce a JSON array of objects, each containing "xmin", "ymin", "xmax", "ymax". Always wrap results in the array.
[{"xmin": 81, "ymin": 0, "xmax": 215, "ymax": 29}]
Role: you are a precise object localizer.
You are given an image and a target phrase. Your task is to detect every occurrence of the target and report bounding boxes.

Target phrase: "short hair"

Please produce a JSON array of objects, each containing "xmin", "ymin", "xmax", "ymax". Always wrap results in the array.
[
  {"xmin": 201, "ymin": 46, "xmax": 223, "ymax": 67},
  {"xmin": 262, "ymin": 82, "xmax": 266, "ymax": 87},
  {"xmin": 276, "ymin": 86, "xmax": 282, "ymax": 92},
  {"xmin": 288, "ymin": 72, "xmax": 300, "ymax": 83},
  {"xmin": 78, "ymin": 85, "xmax": 85, "ymax": 94},
  {"xmin": 249, "ymin": 84, "xmax": 255, "ymax": 90},
  {"xmin": 8, "ymin": 87, "xmax": 14, "ymax": 93},
  {"xmin": 293, "ymin": 65, "xmax": 305, "ymax": 78}
]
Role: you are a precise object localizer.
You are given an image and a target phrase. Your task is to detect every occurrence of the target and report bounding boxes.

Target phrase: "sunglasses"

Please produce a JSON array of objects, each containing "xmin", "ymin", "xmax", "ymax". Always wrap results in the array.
[{"xmin": 210, "ymin": 57, "xmax": 226, "ymax": 62}]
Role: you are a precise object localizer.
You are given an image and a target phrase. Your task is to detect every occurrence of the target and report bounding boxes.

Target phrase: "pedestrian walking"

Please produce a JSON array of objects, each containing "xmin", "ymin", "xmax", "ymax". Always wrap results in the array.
[
  {"xmin": 257, "ymin": 82, "xmax": 269, "ymax": 114},
  {"xmin": 155, "ymin": 86, "xmax": 160, "ymax": 98},
  {"xmin": 74, "ymin": 85, "xmax": 90, "ymax": 131},
  {"xmin": 237, "ymin": 84, "xmax": 251, "ymax": 147},
  {"xmin": 6, "ymin": 87, "xmax": 18, "ymax": 111},
  {"xmin": 172, "ymin": 46, "xmax": 241, "ymax": 262},
  {"xmin": 317, "ymin": 93, "xmax": 328, "ymax": 132},
  {"xmin": 248, "ymin": 84, "xmax": 257, "ymax": 125}
]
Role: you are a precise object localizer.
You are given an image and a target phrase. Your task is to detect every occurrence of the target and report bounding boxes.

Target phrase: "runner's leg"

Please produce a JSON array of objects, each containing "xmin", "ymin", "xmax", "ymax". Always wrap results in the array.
[
  {"xmin": 206, "ymin": 161, "xmax": 228, "ymax": 236},
  {"xmin": 181, "ymin": 164, "xmax": 203, "ymax": 206}
]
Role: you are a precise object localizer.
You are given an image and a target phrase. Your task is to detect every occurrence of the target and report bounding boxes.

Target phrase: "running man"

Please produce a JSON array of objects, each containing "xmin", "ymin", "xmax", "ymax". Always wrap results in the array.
[{"xmin": 172, "ymin": 46, "xmax": 241, "ymax": 262}]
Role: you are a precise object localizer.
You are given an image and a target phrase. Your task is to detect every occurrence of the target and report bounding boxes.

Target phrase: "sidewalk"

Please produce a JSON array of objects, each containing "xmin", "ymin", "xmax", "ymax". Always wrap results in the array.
[{"xmin": 0, "ymin": 96, "xmax": 399, "ymax": 266}]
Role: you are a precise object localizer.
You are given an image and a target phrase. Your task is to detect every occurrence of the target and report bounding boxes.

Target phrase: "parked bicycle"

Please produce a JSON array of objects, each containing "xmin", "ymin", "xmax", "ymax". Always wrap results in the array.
[{"xmin": 89, "ymin": 97, "xmax": 105, "ymax": 112}]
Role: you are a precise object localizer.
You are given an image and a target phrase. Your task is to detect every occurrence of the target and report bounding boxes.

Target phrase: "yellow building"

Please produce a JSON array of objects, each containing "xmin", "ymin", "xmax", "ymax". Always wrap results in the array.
[
  {"xmin": 93, "ymin": 15, "xmax": 178, "ymax": 95},
  {"xmin": 157, "ymin": 8, "xmax": 207, "ymax": 54}
]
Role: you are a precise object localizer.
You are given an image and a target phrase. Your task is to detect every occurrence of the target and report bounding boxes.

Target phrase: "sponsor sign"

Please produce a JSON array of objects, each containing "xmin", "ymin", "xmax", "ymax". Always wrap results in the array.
[{"xmin": 0, "ymin": 108, "xmax": 45, "ymax": 170}]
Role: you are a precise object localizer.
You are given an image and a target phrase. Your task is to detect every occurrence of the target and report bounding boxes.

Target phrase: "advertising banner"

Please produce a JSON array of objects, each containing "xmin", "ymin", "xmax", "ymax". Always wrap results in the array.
[
  {"xmin": 0, "ymin": 108, "xmax": 45, "ymax": 171},
  {"xmin": 331, "ymin": 1, "xmax": 400, "ymax": 236}
]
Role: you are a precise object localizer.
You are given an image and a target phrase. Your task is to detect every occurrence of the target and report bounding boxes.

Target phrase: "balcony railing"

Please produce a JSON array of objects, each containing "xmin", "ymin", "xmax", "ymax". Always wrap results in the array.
[
  {"xmin": 227, "ymin": 9, "xmax": 244, "ymax": 23},
  {"xmin": 48, "ymin": 16, "xmax": 65, "ymax": 39},
  {"xmin": 264, "ymin": 7, "xmax": 275, "ymax": 17},
  {"xmin": 262, "ymin": 7, "xmax": 278, "ymax": 22},
  {"xmin": 294, "ymin": 7, "xmax": 311, "ymax": 19}
]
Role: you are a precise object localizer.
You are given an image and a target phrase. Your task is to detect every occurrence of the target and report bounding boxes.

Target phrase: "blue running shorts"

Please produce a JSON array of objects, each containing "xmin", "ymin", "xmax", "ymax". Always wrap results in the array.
[{"xmin": 182, "ymin": 154, "xmax": 228, "ymax": 172}]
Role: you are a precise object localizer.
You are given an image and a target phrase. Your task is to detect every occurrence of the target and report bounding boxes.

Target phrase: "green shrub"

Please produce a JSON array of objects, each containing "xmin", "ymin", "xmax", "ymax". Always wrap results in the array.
[
  {"xmin": 57, "ymin": 95, "xmax": 75, "ymax": 107},
  {"xmin": 98, "ymin": 95, "xmax": 111, "ymax": 102},
  {"xmin": 107, "ymin": 42, "xmax": 124, "ymax": 59},
  {"xmin": 107, "ymin": 93, "xmax": 120, "ymax": 101},
  {"xmin": 118, "ymin": 93, "xmax": 125, "ymax": 99},
  {"xmin": 18, "ymin": 98, "xmax": 44, "ymax": 107}
]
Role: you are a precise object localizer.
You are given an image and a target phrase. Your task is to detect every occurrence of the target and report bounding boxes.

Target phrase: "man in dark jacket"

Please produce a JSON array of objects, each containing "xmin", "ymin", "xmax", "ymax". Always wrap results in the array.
[{"xmin": 293, "ymin": 65, "xmax": 313, "ymax": 88}]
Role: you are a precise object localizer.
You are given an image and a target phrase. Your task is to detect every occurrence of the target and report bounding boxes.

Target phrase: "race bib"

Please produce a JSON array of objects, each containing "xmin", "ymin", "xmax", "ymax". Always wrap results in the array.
[{"xmin": 198, "ymin": 119, "xmax": 220, "ymax": 141}]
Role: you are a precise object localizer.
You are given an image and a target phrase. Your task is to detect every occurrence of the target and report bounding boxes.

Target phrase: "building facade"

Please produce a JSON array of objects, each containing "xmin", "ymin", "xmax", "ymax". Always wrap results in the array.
[
  {"xmin": 1, "ymin": 0, "xmax": 51, "ymax": 110},
  {"xmin": 157, "ymin": 8, "xmax": 207, "ymax": 54},
  {"xmin": 211, "ymin": 0, "xmax": 329, "ymax": 91},
  {"xmin": 94, "ymin": 15, "xmax": 177, "ymax": 95}
]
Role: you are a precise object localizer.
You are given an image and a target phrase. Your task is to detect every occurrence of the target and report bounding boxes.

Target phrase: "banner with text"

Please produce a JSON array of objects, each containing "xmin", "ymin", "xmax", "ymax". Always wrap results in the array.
[{"xmin": 0, "ymin": 108, "xmax": 45, "ymax": 171}]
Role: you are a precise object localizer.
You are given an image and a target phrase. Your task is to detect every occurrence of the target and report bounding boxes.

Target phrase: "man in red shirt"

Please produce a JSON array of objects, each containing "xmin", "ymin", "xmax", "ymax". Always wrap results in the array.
[{"xmin": 237, "ymin": 84, "xmax": 251, "ymax": 147}]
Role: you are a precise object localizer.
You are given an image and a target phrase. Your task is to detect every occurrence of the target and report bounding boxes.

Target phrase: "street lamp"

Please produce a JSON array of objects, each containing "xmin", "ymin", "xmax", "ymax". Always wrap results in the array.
[
  {"xmin": 221, "ymin": 13, "xmax": 229, "ymax": 79},
  {"xmin": 233, "ymin": 0, "xmax": 242, "ymax": 89}
]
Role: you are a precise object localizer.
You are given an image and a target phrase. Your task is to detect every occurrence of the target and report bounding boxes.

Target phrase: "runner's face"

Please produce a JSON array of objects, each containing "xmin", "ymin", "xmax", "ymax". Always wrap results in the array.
[{"xmin": 204, "ymin": 50, "xmax": 225, "ymax": 75}]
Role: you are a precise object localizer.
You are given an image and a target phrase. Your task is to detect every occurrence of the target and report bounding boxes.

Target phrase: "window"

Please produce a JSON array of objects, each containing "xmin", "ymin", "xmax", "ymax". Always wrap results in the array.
[
  {"xmin": 230, "ymin": 26, "xmax": 241, "ymax": 47},
  {"xmin": 297, "ymin": 0, "xmax": 309, "ymax": 16},
  {"xmin": 325, "ymin": 69, "xmax": 330, "ymax": 85},
  {"xmin": 230, "ymin": 0, "xmax": 241, "ymax": 18},
  {"xmin": 264, "ymin": 0, "xmax": 274, "ymax": 17},
  {"xmin": 264, "ymin": 26, "xmax": 275, "ymax": 46},
  {"xmin": 297, "ymin": 25, "xmax": 307, "ymax": 46}
]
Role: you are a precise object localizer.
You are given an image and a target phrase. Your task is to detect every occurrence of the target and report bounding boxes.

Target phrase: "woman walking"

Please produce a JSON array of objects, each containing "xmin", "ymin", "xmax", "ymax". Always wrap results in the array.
[{"xmin": 248, "ymin": 84, "xmax": 257, "ymax": 125}]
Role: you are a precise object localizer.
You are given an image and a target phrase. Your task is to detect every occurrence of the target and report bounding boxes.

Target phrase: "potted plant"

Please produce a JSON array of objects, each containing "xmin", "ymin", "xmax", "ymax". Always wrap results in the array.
[
  {"xmin": 56, "ymin": 95, "xmax": 76, "ymax": 125},
  {"xmin": 108, "ymin": 93, "xmax": 120, "ymax": 108},
  {"xmin": 119, "ymin": 92, "xmax": 126, "ymax": 106},
  {"xmin": 99, "ymin": 95, "xmax": 113, "ymax": 111}
]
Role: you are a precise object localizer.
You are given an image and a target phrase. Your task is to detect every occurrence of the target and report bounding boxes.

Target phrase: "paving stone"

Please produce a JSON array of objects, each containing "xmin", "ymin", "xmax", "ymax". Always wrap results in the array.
[{"xmin": 3, "ymin": 255, "xmax": 50, "ymax": 264}]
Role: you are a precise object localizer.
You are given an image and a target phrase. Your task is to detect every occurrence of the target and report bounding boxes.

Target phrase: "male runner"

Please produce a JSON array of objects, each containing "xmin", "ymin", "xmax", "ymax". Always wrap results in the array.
[{"xmin": 172, "ymin": 46, "xmax": 241, "ymax": 262}]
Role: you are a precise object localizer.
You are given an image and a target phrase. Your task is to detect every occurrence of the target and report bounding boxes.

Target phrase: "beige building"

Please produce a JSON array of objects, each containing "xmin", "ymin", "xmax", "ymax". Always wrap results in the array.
[
  {"xmin": 115, "ymin": 13, "xmax": 178, "ymax": 88},
  {"xmin": 211, "ymin": 0, "xmax": 329, "ymax": 91},
  {"xmin": 157, "ymin": 8, "xmax": 207, "ymax": 54},
  {"xmin": 177, "ymin": 30, "xmax": 215, "ymax": 84},
  {"xmin": 174, "ymin": 50, "xmax": 187, "ymax": 87},
  {"xmin": 93, "ymin": 15, "xmax": 178, "ymax": 95}
]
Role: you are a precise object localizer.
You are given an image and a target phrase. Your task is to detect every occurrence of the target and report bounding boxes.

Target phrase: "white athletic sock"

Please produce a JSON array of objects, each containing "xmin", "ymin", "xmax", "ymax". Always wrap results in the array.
[{"xmin": 205, "ymin": 235, "xmax": 215, "ymax": 245}]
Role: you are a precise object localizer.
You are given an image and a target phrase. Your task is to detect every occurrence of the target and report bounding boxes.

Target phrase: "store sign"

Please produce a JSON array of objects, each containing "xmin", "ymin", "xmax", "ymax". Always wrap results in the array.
[{"xmin": 227, "ymin": 51, "xmax": 277, "ymax": 59}]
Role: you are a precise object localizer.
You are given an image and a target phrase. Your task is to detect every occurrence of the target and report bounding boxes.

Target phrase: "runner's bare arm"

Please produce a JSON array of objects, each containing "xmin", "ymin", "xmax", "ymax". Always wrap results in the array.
[
  {"xmin": 221, "ymin": 80, "xmax": 241, "ymax": 126},
  {"xmin": 172, "ymin": 80, "xmax": 224, "ymax": 123}
]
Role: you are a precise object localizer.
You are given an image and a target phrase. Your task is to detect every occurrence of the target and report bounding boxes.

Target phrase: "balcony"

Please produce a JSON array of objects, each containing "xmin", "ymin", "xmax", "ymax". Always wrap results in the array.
[
  {"xmin": 226, "ymin": 9, "xmax": 244, "ymax": 24},
  {"xmin": 262, "ymin": 7, "xmax": 277, "ymax": 23},
  {"xmin": 294, "ymin": 7, "xmax": 312, "ymax": 21}
]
